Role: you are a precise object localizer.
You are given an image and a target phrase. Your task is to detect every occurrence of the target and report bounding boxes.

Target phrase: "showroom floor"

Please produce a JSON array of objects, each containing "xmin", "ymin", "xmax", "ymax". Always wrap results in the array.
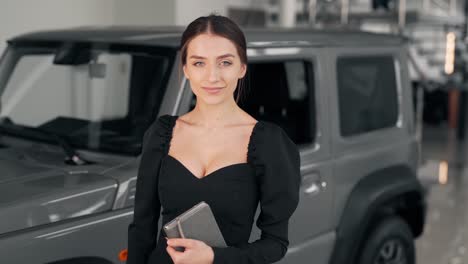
[{"xmin": 417, "ymin": 124, "xmax": 468, "ymax": 264}]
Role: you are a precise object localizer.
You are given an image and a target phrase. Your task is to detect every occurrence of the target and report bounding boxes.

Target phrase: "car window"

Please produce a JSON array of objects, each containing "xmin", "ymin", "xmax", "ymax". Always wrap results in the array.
[
  {"xmin": 337, "ymin": 55, "xmax": 399, "ymax": 136},
  {"xmin": 0, "ymin": 44, "xmax": 173, "ymax": 155},
  {"xmin": 187, "ymin": 60, "xmax": 315, "ymax": 145},
  {"xmin": 2, "ymin": 53, "xmax": 131, "ymax": 126}
]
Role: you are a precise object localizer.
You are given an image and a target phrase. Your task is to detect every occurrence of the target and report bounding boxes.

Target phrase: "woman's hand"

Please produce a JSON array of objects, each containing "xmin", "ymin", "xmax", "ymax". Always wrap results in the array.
[{"xmin": 166, "ymin": 238, "xmax": 214, "ymax": 264}]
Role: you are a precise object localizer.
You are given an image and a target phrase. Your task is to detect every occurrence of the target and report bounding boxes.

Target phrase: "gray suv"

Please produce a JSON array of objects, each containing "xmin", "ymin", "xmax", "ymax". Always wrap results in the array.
[{"xmin": 0, "ymin": 26, "xmax": 426, "ymax": 264}]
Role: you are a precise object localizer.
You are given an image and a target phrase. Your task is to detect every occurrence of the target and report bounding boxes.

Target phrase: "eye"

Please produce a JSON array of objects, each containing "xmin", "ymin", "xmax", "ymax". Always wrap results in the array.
[
  {"xmin": 193, "ymin": 61, "xmax": 204, "ymax": 66},
  {"xmin": 220, "ymin": 61, "xmax": 232, "ymax": 66}
]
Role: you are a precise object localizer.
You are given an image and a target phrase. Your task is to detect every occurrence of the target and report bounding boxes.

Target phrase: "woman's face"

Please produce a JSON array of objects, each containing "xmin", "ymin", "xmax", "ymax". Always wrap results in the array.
[{"xmin": 183, "ymin": 33, "xmax": 246, "ymax": 105}]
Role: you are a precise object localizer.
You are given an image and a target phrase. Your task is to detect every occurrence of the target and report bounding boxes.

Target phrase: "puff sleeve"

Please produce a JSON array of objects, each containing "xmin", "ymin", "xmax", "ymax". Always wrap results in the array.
[
  {"xmin": 126, "ymin": 115, "xmax": 170, "ymax": 264},
  {"xmin": 211, "ymin": 122, "xmax": 302, "ymax": 264}
]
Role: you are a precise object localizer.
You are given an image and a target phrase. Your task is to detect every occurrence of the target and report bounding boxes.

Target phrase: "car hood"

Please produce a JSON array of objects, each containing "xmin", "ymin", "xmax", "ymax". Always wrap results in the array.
[{"xmin": 0, "ymin": 145, "xmax": 119, "ymax": 235}]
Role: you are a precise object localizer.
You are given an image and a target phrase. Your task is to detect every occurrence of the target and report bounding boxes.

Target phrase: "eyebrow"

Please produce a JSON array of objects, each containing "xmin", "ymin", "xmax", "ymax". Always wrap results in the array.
[{"xmin": 189, "ymin": 54, "xmax": 235, "ymax": 60}]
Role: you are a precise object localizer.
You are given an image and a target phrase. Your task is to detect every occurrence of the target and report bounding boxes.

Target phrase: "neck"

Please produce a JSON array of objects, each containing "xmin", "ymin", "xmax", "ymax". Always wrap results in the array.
[{"xmin": 190, "ymin": 98, "xmax": 241, "ymax": 128}]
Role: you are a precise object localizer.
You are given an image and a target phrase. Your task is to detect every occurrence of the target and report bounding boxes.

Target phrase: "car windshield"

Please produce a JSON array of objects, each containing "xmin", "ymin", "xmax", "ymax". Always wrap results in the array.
[{"xmin": 0, "ymin": 42, "xmax": 174, "ymax": 155}]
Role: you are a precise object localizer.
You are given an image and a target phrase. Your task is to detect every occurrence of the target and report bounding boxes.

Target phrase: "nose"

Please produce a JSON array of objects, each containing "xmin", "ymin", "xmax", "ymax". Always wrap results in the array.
[{"xmin": 207, "ymin": 64, "xmax": 220, "ymax": 82}]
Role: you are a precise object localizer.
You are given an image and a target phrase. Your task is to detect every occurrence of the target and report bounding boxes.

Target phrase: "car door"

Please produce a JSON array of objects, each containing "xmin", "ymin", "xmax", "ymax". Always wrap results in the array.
[{"xmin": 176, "ymin": 45, "xmax": 336, "ymax": 264}]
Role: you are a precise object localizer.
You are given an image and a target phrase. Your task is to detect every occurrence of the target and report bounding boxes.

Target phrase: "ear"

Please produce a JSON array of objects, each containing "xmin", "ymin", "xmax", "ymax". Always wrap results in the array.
[
  {"xmin": 183, "ymin": 64, "xmax": 189, "ymax": 79},
  {"xmin": 239, "ymin": 63, "xmax": 247, "ymax": 79}
]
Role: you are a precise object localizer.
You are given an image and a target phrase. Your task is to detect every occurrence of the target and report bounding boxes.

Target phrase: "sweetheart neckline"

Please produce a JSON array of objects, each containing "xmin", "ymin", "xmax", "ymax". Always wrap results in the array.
[
  {"xmin": 164, "ymin": 115, "xmax": 260, "ymax": 181},
  {"xmin": 165, "ymin": 154, "xmax": 251, "ymax": 180}
]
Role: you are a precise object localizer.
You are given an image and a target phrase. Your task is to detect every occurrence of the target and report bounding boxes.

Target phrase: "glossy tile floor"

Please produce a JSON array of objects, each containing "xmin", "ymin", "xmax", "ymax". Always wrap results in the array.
[{"xmin": 417, "ymin": 124, "xmax": 468, "ymax": 264}]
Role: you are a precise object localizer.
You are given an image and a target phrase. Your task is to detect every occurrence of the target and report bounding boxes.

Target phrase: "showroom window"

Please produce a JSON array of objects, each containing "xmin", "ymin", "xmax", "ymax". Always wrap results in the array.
[{"xmin": 337, "ymin": 55, "xmax": 399, "ymax": 137}]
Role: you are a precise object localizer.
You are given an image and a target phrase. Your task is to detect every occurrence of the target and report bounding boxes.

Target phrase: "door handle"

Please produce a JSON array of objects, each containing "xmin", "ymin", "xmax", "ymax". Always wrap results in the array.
[{"xmin": 301, "ymin": 173, "xmax": 326, "ymax": 196}]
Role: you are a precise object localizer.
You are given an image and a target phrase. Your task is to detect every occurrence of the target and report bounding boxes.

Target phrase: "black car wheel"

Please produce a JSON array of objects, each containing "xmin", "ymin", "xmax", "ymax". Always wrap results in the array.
[{"xmin": 357, "ymin": 216, "xmax": 415, "ymax": 264}]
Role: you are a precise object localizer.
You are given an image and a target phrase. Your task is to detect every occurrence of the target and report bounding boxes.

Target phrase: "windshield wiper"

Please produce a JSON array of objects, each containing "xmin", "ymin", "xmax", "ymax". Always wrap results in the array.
[
  {"xmin": 0, "ymin": 119, "xmax": 91, "ymax": 165},
  {"xmin": 35, "ymin": 128, "xmax": 91, "ymax": 166}
]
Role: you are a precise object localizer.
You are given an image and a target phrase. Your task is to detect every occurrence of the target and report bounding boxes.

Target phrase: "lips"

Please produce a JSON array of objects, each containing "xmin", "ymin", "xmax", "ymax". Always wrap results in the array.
[
  {"xmin": 202, "ymin": 87, "xmax": 223, "ymax": 94},
  {"xmin": 202, "ymin": 87, "xmax": 223, "ymax": 90}
]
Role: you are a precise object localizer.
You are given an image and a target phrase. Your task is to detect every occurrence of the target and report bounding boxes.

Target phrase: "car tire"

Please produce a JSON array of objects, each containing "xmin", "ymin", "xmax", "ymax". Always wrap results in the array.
[{"xmin": 357, "ymin": 216, "xmax": 415, "ymax": 264}]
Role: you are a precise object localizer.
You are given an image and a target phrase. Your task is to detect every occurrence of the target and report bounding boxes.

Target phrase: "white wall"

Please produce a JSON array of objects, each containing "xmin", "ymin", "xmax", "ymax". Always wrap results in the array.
[
  {"xmin": 174, "ymin": 0, "xmax": 254, "ymax": 26},
  {"xmin": 0, "ymin": 0, "xmax": 114, "ymax": 52},
  {"xmin": 113, "ymin": 0, "xmax": 175, "ymax": 26}
]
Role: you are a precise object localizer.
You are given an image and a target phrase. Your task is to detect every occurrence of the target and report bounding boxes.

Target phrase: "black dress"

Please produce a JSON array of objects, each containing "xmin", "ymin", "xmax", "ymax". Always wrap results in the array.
[{"xmin": 127, "ymin": 114, "xmax": 301, "ymax": 264}]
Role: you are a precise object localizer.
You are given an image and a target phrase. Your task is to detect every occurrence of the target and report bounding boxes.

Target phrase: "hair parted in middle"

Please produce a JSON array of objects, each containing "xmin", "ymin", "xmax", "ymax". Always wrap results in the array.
[{"xmin": 179, "ymin": 13, "xmax": 248, "ymax": 104}]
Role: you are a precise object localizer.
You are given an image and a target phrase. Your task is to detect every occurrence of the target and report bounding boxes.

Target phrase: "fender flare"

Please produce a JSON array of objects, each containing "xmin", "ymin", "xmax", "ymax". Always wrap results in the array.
[{"xmin": 329, "ymin": 164, "xmax": 426, "ymax": 264}]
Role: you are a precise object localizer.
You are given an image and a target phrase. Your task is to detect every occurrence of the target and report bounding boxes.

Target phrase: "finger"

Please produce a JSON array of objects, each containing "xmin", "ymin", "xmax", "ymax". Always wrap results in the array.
[
  {"xmin": 166, "ymin": 245, "xmax": 174, "ymax": 259},
  {"xmin": 168, "ymin": 238, "xmax": 196, "ymax": 248},
  {"xmin": 166, "ymin": 245, "xmax": 183, "ymax": 259}
]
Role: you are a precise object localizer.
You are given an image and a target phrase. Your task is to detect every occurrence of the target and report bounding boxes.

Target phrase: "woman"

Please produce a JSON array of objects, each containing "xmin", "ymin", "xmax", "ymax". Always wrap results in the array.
[{"xmin": 127, "ymin": 14, "xmax": 301, "ymax": 264}]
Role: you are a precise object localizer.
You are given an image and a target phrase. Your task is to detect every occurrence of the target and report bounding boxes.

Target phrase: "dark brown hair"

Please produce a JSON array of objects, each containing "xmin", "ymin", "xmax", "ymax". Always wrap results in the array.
[{"xmin": 180, "ymin": 13, "xmax": 248, "ymax": 103}]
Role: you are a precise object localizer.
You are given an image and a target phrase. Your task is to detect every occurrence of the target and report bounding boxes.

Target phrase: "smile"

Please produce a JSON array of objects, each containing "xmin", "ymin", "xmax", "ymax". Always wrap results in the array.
[{"xmin": 202, "ymin": 87, "xmax": 223, "ymax": 94}]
